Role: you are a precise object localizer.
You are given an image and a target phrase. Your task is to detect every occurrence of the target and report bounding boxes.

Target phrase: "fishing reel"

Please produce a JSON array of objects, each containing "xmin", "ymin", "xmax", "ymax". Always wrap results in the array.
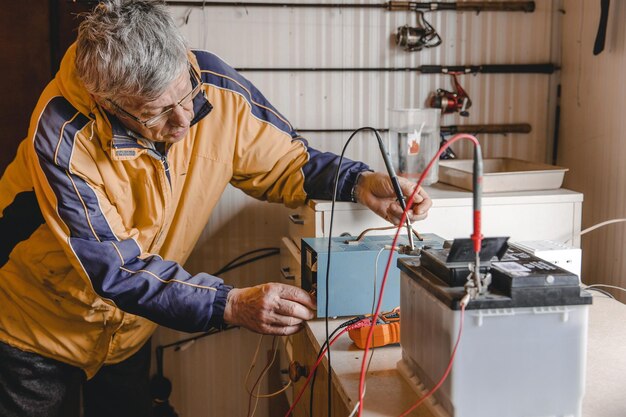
[
  {"xmin": 430, "ymin": 74, "xmax": 472, "ymax": 117},
  {"xmin": 395, "ymin": 11, "xmax": 442, "ymax": 52}
]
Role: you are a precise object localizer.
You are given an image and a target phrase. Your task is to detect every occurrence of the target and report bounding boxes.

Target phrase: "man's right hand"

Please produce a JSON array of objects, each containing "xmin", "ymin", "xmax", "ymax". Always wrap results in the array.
[{"xmin": 223, "ymin": 283, "xmax": 316, "ymax": 335}]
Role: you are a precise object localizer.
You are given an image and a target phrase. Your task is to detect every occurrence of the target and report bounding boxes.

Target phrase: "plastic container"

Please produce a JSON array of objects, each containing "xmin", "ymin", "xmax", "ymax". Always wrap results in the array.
[
  {"xmin": 438, "ymin": 158, "xmax": 569, "ymax": 192},
  {"xmin": 398, "ymin": 271, "xmax": 589, "ymax": 417},
  {"xmin": 388, "ymin": 108, "xmax": 441, "ymax": 185}
]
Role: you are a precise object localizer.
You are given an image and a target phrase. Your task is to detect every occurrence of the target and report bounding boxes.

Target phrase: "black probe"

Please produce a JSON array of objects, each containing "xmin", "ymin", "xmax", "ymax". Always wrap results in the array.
[{"xmin": 374, "ymin": 133, "xmax": 416, "ymax": 249}]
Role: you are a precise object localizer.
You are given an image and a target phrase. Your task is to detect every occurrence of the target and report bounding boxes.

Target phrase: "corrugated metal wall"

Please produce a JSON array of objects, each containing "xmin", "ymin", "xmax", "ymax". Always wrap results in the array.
[
  {"xmin": 173, "ymin": 0, "xmax": 560, "ymax": 165},
  {"xmin": 559, "ymin": 0, "xmax": 626, "ymax": 303},
  {"xmin": 155, "ymin": 1, "xmax": 563, "ymax": 416}
]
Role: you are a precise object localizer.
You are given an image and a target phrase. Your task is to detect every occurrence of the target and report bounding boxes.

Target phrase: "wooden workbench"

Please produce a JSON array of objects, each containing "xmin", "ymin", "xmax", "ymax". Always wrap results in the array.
[{"xmin": 288, "ymin": 294, "xmax": 626, "ymax": 417}]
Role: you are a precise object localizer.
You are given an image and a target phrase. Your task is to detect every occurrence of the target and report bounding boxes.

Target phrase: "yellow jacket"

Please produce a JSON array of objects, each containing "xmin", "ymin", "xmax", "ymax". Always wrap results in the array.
[{"xmin": 0, "ymin": 45, "xmax": 367, "ymax": 377}]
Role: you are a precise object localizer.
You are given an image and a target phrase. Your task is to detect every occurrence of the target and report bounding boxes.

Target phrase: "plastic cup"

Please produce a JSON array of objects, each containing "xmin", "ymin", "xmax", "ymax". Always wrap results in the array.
[{"xmin": 388, "ymin": 108, "xmax": 441, "ymax": 185}]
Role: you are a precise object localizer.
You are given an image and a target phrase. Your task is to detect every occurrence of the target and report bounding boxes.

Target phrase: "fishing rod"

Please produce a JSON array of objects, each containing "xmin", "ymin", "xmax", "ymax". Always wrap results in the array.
[
  {"xmin": 157, "ymin": 1, "xmax": 536, "ymax": 12},
  {"xmin": 297, "ymin": 123, "xmax": 532, "ymax": 135},
  {"xmin": 236, "ymin": 64, "xmax": 558, "ymax": 74},
  {"xmin": 70, "ymin": 0, "xmax": 536, "ymax": 12},
  {"xmin": 70, "ymin": 1, "xmax": 535, "ymax": 53},
  {"xmin": 69, "ymin": 0, "xmax": 535, "ymax": 11}
]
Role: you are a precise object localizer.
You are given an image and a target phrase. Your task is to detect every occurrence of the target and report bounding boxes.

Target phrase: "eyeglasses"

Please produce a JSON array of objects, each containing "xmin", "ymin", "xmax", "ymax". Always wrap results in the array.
[{"xmin": 107, "ymin": 65, "xmax": 203, "ymax": 128}]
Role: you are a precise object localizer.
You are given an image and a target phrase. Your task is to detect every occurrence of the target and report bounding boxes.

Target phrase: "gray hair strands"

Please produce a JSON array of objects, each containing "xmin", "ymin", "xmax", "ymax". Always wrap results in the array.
[{"xmin": 75, "ymin": 0, "xmax": 188, "ymax": 102}]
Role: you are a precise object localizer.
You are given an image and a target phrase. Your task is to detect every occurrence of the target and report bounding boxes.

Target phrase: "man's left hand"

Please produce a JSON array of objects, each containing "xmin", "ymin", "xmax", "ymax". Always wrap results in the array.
[{"xmin": 353, "ymin": 171, "xmax": 432, "ymax": 225}]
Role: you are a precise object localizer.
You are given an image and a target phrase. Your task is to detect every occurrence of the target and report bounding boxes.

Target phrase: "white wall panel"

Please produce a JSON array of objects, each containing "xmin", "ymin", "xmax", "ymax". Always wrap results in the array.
[
  {"xmin": 157, "ymin": 1, "xmax": 563, "ymax": 415},
  {"xmin": 172, "ymin": 0, "xmax": 558, "ymax": 163}
]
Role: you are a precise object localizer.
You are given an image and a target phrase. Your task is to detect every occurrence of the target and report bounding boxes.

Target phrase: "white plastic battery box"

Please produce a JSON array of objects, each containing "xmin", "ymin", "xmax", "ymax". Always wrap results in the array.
[{"xmin": 397, "ymin": 246, "xmax": 592, "ymax": 417}]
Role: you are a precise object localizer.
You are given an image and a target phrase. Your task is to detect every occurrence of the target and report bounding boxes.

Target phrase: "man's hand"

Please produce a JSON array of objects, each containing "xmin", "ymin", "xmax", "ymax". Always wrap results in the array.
[
  {"xmin": 223, "ymin": 283, "xmax": 316, "ymax": 335},
  {"xmin": 353, "ymin": 171, "xmax": 432, "ymax": 225}
]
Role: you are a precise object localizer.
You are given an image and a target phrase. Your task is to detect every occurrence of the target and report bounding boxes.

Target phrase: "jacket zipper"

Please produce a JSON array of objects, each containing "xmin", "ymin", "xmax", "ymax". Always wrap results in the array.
[
  {"xmin": 153, "ymin": 148, "xmax": 172, "ymax": 249},
  {"xmin": 111, "ymin": 138, "xmax": 172, "ymax": 250}
]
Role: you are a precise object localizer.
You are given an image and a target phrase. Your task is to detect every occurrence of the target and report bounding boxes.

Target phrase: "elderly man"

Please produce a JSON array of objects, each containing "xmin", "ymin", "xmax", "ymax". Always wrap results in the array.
[{"xmin": 0, "ymin": 0, "xmax": 431, "ymax": 416}]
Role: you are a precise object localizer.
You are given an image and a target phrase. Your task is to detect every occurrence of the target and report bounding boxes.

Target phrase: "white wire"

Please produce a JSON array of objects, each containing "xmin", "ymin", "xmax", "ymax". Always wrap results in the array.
[
  {"xmin": 244, "ymin": 335, "xmax": 264, "ymax": 417},
  {"xmin": 244, "ymin": 335, "xmax": 264, "ymax": 388},
  {"xmin": 372, "ymin": 247, "xmax": 387, "ymax": 313},
  {"xmin": 250, "ymin": 340, "xmax": 278, "ymax": 417},
  {"xmin": 247, "ymin": 336, "xmax": 279, "ymax": 417},
  {"xmin": 347, "ymin": 385, "xmax": 367, "ymax": 417},
  {"xmin": 580, "ymin": 218, "xmax": 626, "ymax": 236},
  {"xmin": 567, "ymin": 218, "xmax": 626, "ymax": 244},
  {"xmin": 349, "ymin": 247, "xmax": 386, "ymax": 417},
  {"xmin": 585, "ymin": 287, "xmax": 616, "ymax": 299},
  {"xmin": 586, "ymin": 284, "xmax": 626, "ymax": 294}
]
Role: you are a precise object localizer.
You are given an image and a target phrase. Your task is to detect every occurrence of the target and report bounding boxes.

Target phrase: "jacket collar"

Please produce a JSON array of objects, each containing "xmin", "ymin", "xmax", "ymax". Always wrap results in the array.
[
  {"xmin": 107, "ymin": 89, "xmax": 212, "ymax": 161},
  {"xmin": 55, "ymin": 43, "xmax": 212, "ymax": 162}
]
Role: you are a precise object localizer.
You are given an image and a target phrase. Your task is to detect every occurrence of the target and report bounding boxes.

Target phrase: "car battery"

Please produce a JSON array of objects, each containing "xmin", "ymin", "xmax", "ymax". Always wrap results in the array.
[
  {"xmin": 397, "ymin": 245, "xmax": 592, "ymax": 417},
  {"xmin": 301, "ymin": 233, "xmax": 445, "ymax": 318}
]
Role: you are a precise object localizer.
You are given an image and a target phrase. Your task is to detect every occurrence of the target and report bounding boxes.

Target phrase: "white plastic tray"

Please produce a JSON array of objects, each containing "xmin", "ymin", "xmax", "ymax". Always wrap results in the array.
[{"xmin": 438, "ymin": 158, "xmax": 568, "ymax": 192}]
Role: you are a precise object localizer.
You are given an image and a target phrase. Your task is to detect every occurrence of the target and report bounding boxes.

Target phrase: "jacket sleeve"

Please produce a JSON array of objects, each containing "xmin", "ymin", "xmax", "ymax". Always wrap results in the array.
[
  {"xmin": 194, "ymin": 50, "xmax": 370, "ymax": 207},
  {"xmin": 28, "ymin": 96, "xmax": 231, "ymax": 333}
]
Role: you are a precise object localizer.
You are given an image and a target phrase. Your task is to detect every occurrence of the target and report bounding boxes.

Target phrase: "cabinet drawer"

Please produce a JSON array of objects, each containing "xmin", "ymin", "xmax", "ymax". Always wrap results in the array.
[
  {"xmin": 279, "ymin": 237, "xmax": 301, "ymax": 287},
  {"xmin": 287, "ymin": 206, "xmax": 317, "ymax": 250}
]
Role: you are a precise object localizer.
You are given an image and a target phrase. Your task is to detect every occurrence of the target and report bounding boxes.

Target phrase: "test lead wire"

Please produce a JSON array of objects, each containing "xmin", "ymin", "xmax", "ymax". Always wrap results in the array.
[{"xmin": 374, "ymin": 132, "xmax": 416, "ymax": 250}]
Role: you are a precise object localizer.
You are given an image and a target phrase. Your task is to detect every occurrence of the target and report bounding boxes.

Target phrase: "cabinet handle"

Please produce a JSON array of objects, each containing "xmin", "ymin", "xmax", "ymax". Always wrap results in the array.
[
  {"xmin": 289, "ymin": 214, "xmax": 304, "ymax": 225},
  {"xmin": 280, "ymin": 267, "xmax": 295, "ymax": 281}
]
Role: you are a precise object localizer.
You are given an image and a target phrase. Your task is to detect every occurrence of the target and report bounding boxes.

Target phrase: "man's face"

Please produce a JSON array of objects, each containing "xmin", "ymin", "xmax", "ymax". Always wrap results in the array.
[{"xmin": 112, "ymin": 69, "xmax": 196, "ymax": 144}]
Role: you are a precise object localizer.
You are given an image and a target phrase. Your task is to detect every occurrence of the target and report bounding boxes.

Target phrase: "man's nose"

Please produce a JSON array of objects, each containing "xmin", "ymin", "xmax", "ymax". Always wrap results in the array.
[{"xmin": 168, "ymin": 103, "xmax": 192, "ymax": 126}]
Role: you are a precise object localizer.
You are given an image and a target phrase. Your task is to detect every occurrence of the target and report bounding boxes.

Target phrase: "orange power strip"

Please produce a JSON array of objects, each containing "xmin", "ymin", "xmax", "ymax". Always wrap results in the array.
[{"xmin": 348, "ymin": 309, "xmax": 400, "ymax": 349}]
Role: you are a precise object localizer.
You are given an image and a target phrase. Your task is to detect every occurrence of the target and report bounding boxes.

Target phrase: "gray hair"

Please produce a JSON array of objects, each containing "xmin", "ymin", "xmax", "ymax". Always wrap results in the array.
[{"xmin": 75, "ymin": 0, "xmax": 188, "ymax": 102}]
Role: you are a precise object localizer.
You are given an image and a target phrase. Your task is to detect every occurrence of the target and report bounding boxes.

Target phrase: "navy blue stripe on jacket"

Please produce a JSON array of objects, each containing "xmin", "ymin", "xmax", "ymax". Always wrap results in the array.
[{"xmin": 32, "ymin": 97, "xmax": 229, "ymax": 332}]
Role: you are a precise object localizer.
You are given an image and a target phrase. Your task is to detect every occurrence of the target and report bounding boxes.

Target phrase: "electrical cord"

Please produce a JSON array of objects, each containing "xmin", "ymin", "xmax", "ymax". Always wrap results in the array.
[
  {"xmin": 212, "ymin": 247, "xmax": 279, "ymax": 275},
  {"xmin": 565, "ymin": 218, "xmax": 626, "ymax": 245},
  {"xmin": 323, "ymin": 126, "xmax": 386, "ymax": 417},
  {"xmin": 308, "ymin": 323, "xmax": 348, "ymax": 417},
  {"xmin": 351, "ymin": 226, "xmax": 423, "ymax": 243},
  {"xmin": 251, "ymin": 381, "xmax": 292, "ymax": 399},
  {"xmin": 284, "ymin": 318, "xmax": 371, "ymax": 417},
  {"xmin": 242, "ymin": 334, "xmax": 291, "ymax": 417},
  {"xmin": 245, "ymin": 336, "xmax": 265, "ymax": 393},
  {"xmin": 245, "ymin": 335, "xmax": 265, "ymax": 417},
  {"xmin": 586, "ymin": 284, "xmax": 626, "ymax": 294},
  {"xmin": 246, "ymin": 336, "xmax": 279, "ymax": 417},
  {"xmin": 585, "ymin": 287, "xmax": 616, "ymax": 299}
]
